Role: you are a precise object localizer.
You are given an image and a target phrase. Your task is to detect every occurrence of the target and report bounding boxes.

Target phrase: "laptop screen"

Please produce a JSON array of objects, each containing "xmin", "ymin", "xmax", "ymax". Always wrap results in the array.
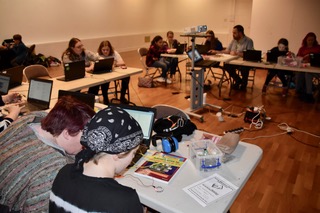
[
  {"xmin": 187, "ymin": 49, "xmax": 203, "ymax": 63},
  {"xmin": 117, "ymin": 105, "xmax": 156, "ymax": 141},
  {"xmin": 28, "ymin": 78, "xmax": 53, "ymax": 103},
  {"xmin": 0, "ymin": 74, "xmax": 10, "ymax": 95}
]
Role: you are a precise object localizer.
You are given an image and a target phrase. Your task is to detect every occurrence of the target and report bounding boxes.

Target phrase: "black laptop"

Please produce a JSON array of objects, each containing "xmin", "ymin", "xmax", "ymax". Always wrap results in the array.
[
  {"xmin": 267, "ymin": 51, "xmax": 287, "ymax": 63},
  {"xmin": 57, "ymin": 60, "xmax": 86, "ymax": 81},
  {"xmin": 0, "ymin": 74, "xmax": 10, "ymax": 95},
  {"xmin": 196, "ymin": 44, "xmax": 209, "ymax": 54},
  {"xmin": 243, "ymin": 50, "xmax": 262, "ymax": 62},
  {"xmin": 0, "ymin": 65, "xmax": 24, "ymax": 89},
  {"xmin": 175, "ymin": 43, "xmax": 187, "ymax": 54},
  {"xmin": 187, "ymin": 49, "xmax": 217, "ymax": 67},
  {"xmin": 310, "ymin": 53, "xmax": 320, "ymax": 67},
  {"xmin": 58, "ymin": 90, "xmax": 95, "ymax": 109},
  {"xmin": 93, "ymin": 57, "xmax": 114, "ymax": 74},
  {"xmin": 23, "ymin": 78, "xmax": 53, "ymax": 112}
]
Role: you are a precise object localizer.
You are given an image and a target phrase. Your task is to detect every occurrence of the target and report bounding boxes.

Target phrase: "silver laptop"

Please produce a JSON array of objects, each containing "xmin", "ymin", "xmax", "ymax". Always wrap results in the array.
[
  {"xmin": 0, "ymin": 74, "xmax": 10, "ymax": 95},
  {"xmin": 23, "ymin": 78, "xmax": 53, "ymax": 112}
]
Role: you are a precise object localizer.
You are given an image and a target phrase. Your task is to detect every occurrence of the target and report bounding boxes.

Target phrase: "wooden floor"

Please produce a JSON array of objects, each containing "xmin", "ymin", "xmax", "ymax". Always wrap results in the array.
[{"xmin": 49, "ymin": 50, "xmax": 320, "ymax": 213}]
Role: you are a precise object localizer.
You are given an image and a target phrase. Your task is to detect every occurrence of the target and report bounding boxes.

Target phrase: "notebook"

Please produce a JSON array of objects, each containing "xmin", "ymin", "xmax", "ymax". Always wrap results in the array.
[
  {"xmin": 58, "ymin": 90, "xmax": 95, "ymax": 109},
  {"xmin": 310, "ymin": 53, "xmax": 320, "ymax": 67},
  {"xmin": 243, "ymin": 50, "xmax": 262, "ymax": 62},
  {"xmin": 175, "ymin": 43, "xmax": 187, "ymax": 54},
  {"xmin": 0, "ymin": 74, "xmax": 10, "ymax": 95},
  {"xmin": 266, "ymin": 51, "xmax": 287, "ymax": 63},
  {"xmin": 1, "ymin": 65, "xmax": 24, "ymax": 89},
  {"xmin": 196, "ymin": 44, "xmax": 209, "ymax": 54},
  {"xmin": 57, "ymin": 60, "xmax": 86, "ymax": 81},
  {"xmin": 92, "ymin": 57, "xmax": 114, "ymax": 74},
  {"xmin": 187, "ymin": 49, "xmax": 217, "ymax": 67},
  {"xmin": 23, "ymin": 78, "xmax": 53, "ymax": 112}
]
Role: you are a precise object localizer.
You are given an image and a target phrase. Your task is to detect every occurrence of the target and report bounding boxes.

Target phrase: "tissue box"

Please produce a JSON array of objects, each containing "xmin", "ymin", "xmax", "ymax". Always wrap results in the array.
[{"xmin": 189, "ymin": 140, "xmax": 223, "ymax": 171}]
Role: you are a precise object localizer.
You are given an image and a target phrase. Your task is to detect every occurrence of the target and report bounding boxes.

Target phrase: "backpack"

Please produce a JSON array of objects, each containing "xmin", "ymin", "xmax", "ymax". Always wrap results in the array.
[{"xmin": 153, "ymin": 115, "xmax": 197, "ymax": 142}]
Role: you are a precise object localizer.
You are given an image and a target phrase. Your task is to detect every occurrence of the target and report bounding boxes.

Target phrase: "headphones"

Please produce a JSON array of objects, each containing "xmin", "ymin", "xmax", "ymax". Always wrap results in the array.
[{"xmin": 151, "ymin": 134, "xmax": 179, "ymax": 153}]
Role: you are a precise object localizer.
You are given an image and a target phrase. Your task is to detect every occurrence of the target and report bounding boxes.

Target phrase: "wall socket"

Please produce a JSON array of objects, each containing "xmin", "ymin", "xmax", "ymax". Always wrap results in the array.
[{"xmin": 144, "ymin": 36, "xmax": 150, "ymax": 43}]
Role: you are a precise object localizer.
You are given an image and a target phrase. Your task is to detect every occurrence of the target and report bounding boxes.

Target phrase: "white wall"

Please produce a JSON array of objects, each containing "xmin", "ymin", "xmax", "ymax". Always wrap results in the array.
[
  {"xmin": 0, "ymin": 0, "xmax": 252, "ymax": 58},
  {"xmin": 251, "ymin": 0, "xmax": 320, "ymax": 54}
]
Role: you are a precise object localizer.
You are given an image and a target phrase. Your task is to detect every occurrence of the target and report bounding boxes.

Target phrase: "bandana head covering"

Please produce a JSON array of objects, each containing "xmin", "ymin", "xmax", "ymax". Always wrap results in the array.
[{"xmin": 80, "ymin": 105, "xmax": 143, "ymax": 154}]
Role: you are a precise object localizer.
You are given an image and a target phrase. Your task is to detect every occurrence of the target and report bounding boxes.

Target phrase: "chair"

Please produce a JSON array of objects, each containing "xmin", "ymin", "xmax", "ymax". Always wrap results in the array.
[
  {"xmin": 152, "ymin": 104, "xmax": 190, "ymax": 120},
  {"xmin": 137, "ymin": 47, "xmax": 161, "ymax": 80},
  {"xmin": 23, "ymin": 64, "xmax": 51, "ymax": 82},
  {"xmin": 23, "ymin": 44, "xmax": 36, "ymax": 66},
  {"xmin": 110, "ymin": 80, "xmax": 135, "ymax": 105},
  {"xmin": 235, "ymin": 68, "xmax": 256, "ymax": 89}
]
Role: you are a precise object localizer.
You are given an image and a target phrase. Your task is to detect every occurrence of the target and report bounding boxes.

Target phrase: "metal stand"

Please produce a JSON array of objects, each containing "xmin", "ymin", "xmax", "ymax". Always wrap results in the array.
[{"xmin": 181, "ymin": 33, "xmax": 222, "ymax": 122}]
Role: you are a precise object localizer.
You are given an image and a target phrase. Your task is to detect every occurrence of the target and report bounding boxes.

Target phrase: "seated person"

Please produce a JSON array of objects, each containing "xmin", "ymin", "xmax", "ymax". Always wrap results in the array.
[
  {"xmin": 295, "ymin": 32, "xmax": 320, "ymax": 103},
  {"xmin": 0, "ymin": 92, "xmax": 24, "ymax": 133},
  {"xmin": 212, "ymin": 25, "xmax": 254, "ymax": 90},
  {"xmin": 163, "ymin": 30, "xmax": 179, "ymax": 49},
  {"xmin": 205, "ymin": 30, "xmax": 224, "ymax": 54},
  {"xmin": 62, "ymin": 37, "xmax": 99, "ymax": 72},
  {"xmin": 49, "ymin": 105, "xmax": 145, "ymax": 212},
  {"xmin": 88, "ymin": 40, "xmax": 130, "ymax": 105},
  {"xmin": 146, "ymin": 35, "xmax": 177, "ymax": 84},
  {"xmin": 10, "ymin": 34, "xmax": 28, "ymax": 67},
  {"xmin": 262, "ymin": 38, "xmax": 292, "ymax": 96},
  {"xmin": 163, "ymin": 31, "xmax": 180, "ymax": 78},
  {"xmin": 0, "ymin": 96, "xmax": 95, "ymax": 212}
]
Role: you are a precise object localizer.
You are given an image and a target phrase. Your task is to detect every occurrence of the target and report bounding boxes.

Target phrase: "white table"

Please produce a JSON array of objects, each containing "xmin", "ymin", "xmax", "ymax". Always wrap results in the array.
[
  {"xmin": 117, "ymin": 130, "xmax": 263, "ymax": 213},
  {"xmin": 10, "ymin": 67, "xmax": 142, "ymax": 107}
]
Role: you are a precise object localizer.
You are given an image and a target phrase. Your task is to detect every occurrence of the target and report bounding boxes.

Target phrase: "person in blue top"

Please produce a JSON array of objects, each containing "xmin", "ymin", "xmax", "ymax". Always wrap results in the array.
[
  {"xmin": 10, "ymin": 34, "xmax": 28, "ymax": 66},
  {"xmin": 205, "ymin": 30, "xmax": 223, "ymax": 54}
]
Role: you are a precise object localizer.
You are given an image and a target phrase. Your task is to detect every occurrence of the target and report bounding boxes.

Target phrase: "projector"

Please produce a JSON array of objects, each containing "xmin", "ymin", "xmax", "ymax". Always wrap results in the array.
[
  {"xmin": 197, "ymin": 25, "xmax": 207, "ymax": 33},
  {"xmin": 184, "ymin": 25, "xmax": 208, "ymax": 34}
]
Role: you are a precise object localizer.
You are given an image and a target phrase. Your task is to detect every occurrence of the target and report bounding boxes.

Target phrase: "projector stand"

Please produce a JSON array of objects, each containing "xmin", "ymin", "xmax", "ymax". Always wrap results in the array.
[{"xmin": 181, "ymin": 34, "xmax": 222, "ymax": 122}]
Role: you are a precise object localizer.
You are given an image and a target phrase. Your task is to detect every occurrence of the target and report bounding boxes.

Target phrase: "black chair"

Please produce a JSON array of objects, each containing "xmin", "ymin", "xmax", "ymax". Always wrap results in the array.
[{"xmin": 23, "ymin": 44, "xmax": 36, "ymax": 66}]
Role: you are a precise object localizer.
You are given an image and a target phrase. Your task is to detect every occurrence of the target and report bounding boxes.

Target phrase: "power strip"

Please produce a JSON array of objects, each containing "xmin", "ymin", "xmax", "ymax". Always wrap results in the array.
[{"xmin": 223, "ymin": 127, "xmax": 244, "ymax": 134}]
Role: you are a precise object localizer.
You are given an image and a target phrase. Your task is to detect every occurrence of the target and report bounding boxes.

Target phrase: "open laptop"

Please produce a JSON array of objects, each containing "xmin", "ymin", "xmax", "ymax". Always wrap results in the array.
[
  {"xmin": 175, "ymin": 43, "xmax": 187, "ymax": 54},
  {"xmin": 187, "ymin": 49, "xmax": 217, "ymax": 67},
  {"xmin": 243, "ymin": 50, "xmax": 262, "ymax": 62},
  {"xmin": 58, "ymin": 90, "xmax": 95, "ymax": 109},
  {"xmin": 57, "ymin": 60, "xmax": 86, "ymax": 81},
  {"xmin": 1, "ymin": 65, "xmax": 24, "ymax": 89},
  {"xmin": 310, "ymin": 53, "xmax": 320, "ymax": 67},
  {"xmin": 23, "ymin": 78, "xmax": 53, "ymax": 112},
  {"xmin": 266, "ymin": 51, "xmax": 287, "ymax": 63},
  {"xmin": 0, "ymin": 74, "xmax": 10, "ymax": 95},
  {"xmin": 196, "ymin": 44, "xmax": 209, "ymax": 54},
  {"xmin": 92, "ymin": 57, "xmax": 114, "ymax": 74},
  {"xmin": 115, "ymin": 104, "xmax": 157, "ymax": 147}
]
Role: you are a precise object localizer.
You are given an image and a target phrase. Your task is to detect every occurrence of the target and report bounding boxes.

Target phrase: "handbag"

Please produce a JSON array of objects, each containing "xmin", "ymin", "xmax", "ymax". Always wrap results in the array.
[{"xmin": 138, "ymin": 76, "xmax": 153, "ymax": 88}]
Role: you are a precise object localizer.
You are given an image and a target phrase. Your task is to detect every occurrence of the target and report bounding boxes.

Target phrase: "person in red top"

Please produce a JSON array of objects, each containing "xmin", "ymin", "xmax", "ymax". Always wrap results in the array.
[
  {"xmin": 296, "ymin": 32, "xmax": 320, "ymax": 103},
  {"xmin": 146, "ymin": 35, "xmax": 177, "ymax": 84}
]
